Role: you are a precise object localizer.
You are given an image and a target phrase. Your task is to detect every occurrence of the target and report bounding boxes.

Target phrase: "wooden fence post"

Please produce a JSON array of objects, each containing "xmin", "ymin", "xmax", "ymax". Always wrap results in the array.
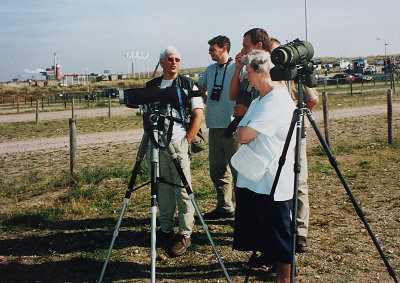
[
  {"xmin": 350, "ymin": 77, "xmax": 353, "ymax": 95},
  {"xmin": 387, "ymin": 89, "xmax": 393, "ymax": 145},
  {"xmin": 322, "ymin": 91, "xmax": 330, "ymax": 147},
  {"xmin": 69, "ymin": 118, "xmax": 77, "ymax": 175},
  {"xmin": 35, "ymin": 100, "xmax": 39, "ymax": 124},
  {"xmin": 108, "ymin": 94, "xmax": 111, "ymax": 118},
  {"xmin": 391, "ymin": 72, "xmax": 396, "ymax": 92},
  {"xmin": 72, "ymin": 97, "xmax": 75, "ymax": 118}
]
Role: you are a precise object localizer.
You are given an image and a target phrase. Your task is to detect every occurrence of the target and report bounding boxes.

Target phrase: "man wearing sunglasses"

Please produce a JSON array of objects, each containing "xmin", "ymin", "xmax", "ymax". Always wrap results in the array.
[
  {"xmin": 198, "ymin": 35, "xmax": 239, "ymax": 220},
  {"xmin": 145, "ymin": 45, "xmax": 204, "ymax": 257}
]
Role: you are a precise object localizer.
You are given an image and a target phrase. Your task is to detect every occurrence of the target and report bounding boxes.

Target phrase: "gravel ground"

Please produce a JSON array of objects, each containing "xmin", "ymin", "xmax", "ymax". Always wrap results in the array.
[{"xmin": 0, "ymin": 104, "xmax": 398, "ymax": 154}]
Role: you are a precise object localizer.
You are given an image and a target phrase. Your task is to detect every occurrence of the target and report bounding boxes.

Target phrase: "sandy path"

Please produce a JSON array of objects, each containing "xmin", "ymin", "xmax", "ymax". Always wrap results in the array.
[{"xmin": 0, "ymin": 104, "xmax": 398, "ymax": 154}]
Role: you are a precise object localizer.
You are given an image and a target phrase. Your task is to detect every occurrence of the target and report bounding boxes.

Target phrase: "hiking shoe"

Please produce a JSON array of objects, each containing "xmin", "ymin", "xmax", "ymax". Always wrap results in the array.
[
  {"xmin": 169, "ymin": 235, "xmax": 191, "ymax": 257},
  {"xmin": 156, "ymin": 230, "xmax": 174, "ymax": 248},
  {"xmin": 203, "ymin": 209, "xmax": 234, "ymax": 220},
  {"xmin": 296, "ymin": 236, "xmax": 308, "ymax": 253}
]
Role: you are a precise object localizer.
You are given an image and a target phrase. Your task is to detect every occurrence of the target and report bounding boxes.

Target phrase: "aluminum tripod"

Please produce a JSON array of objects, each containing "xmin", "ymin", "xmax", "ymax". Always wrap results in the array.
[
  {"xmin": 98, "ymin": 112, "xmax": 231, "ymax": 283},
  {"xmin": 270, "ymin": 74, "xmax": 398, "ymax": 283}
]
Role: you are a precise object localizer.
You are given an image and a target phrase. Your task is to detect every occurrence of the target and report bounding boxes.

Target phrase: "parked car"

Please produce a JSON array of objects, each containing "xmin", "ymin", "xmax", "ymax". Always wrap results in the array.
[
  {"xmin": 364, "ymin": 65, "xmax": 376, "ymax": 75},
  {"xmin": 353, "ymin": 73, "xmax": 373, "ymax": 83},
  {"xmin": 101, "ymin": 88, "xmax": 119, "ymax": 98},
  {"xmin": 327, "ymin": 73, "xmax": 355, "ymax": 84}
]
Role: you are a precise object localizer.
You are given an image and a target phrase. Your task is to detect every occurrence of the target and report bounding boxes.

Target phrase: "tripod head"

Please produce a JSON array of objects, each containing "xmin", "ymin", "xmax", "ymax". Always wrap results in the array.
[{"xmin": 142, "ymin": 102, "xmax": 184, "ymax": 150}]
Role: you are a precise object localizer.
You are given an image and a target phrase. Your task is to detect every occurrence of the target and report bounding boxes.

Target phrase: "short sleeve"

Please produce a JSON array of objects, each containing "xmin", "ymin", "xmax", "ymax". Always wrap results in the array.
[{"xmin": 191, "ymin": 96, "xmax": 204, "ymax": 110}]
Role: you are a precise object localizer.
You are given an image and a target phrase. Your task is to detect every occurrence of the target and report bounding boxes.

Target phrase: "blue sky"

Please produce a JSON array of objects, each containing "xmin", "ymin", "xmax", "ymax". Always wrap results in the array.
[{"xmin": 0, "ymin": 0, "xmax": 399, "ymax": 82}]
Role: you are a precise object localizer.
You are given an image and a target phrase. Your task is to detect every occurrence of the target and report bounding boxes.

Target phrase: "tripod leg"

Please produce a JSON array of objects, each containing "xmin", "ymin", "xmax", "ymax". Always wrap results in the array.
[
  {"xmin": 98, "ymin": 133, "xmax": 150, "ymax": 283},
  {"xmin": 162, "ymin": 137, "xmax": 232, "ymax": 283},
  {"xmin": 267, "ymin": 109, "xmax": 300, "ymax": 283},
  {"xmin": 290, "ymin": 109, "xmax": 304, "ymax": 283},
  {"xmin": 270, "ymin": 109, "xmax": 298, "ymax": 197},
  {"xmin": 149, "ymin": 130, "xmax": 159, "ymax": 283},
  {"xmin": 305, "ymin": 109, "xmax": 398, "ymax": 283}
]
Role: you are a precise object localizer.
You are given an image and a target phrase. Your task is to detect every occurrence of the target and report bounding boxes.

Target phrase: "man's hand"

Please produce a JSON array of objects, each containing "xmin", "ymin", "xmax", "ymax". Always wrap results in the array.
[
  {"xmin": 305, "ymin": 97, "xmax": 319, "ymax": 111},
  {"xmin": 230, "ymin": 52, "xmax": 246, "ymax": 101},
  {"xmin": 186, "ymin": 108, "xmax": 204, "ymax": 144},
  {"xmin": 235, "ymin": 52, "xmax": 245, "ymax": 69},
  {"xmin": 233, "ymin": 104, "xmax": 249, "ymax": 117},
  {"xmin": 198, "ymin": 85, "xmax": 207, "ymax": 103}
]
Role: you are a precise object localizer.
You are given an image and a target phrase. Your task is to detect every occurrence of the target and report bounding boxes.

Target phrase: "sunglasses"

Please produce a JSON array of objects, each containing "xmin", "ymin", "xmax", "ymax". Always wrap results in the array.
[
  {"xmin": 167, "ymin": 57, "xmax": 181, "ymax": 63},
  {"xmin": 209, "ymin": 47, "xmax": 216, "ymax": 52}
]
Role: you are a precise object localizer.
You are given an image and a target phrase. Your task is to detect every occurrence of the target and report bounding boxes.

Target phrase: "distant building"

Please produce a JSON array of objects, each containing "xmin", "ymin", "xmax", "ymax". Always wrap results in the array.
[
  {"xmin": 332, "ymin": 60, "xmax": 350, "ymax": 69},
  {"xmin": 351, "ymin": 58, "xmax": 367, "ymax": 72},
  {"xmin": 12, "ymin": 75, "xmax": 24, "ymax": 82}
]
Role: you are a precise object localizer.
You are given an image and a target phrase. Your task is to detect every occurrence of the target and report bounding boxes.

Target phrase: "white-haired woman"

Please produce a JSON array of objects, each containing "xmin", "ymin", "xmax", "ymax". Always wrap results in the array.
[{"xmin": 232, "ymin": 50, "xmax": 295, "ymax": 282}]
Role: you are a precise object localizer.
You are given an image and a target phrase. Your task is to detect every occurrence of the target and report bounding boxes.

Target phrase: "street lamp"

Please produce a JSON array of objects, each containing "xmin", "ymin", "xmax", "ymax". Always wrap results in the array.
[
  {"xmin": 86, "ymin": 68, "xmax": 89, "ymax": 93},
  {"xmin": 376, "ymin": 37, "xmax": 388, "ymax": 58}
]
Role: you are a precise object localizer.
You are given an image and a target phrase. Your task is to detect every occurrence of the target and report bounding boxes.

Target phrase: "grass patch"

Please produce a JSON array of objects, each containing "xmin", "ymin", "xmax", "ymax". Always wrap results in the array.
[{"xmin": 0, "ymin": 114, "xmax": 143, "ymax": 142}]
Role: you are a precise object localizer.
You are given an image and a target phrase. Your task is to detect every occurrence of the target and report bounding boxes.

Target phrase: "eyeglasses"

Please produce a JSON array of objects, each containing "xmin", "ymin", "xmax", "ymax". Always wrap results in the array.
[
  {"xmin": 167, "ymin": 57, "xmax": 180, "ymax": 63},
  {"xmin": 209, "ymin": 47, "xmax": 216, "ymax": 52}
]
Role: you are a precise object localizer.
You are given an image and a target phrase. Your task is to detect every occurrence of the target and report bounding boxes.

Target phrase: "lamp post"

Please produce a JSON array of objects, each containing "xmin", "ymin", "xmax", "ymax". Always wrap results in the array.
[
  {"xmin": 376, "ymin": 37, "xmax": 388, "ymax": 58},
  {"xmin": 305, "ymin": 0, "xmax": 308, "ymax": 41},
  {"xmin": 86, "ymin": 68, "xmax": 89, "ymax": 93}
]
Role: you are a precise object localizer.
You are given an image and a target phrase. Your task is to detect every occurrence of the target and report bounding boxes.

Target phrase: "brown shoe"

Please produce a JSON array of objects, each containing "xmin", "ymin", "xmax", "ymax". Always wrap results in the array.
[
  {"xmin": 169, "ymin": 235, "xmax": 191, "ymax": 257},
  {"xmin": 296, "ymin": 236, "xmax": 308, "ymax": 253}
]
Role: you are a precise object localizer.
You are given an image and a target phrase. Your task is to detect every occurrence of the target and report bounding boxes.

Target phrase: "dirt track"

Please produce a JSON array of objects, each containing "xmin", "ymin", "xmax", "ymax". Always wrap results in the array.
[{"xmin": 0, "ymin": 104, "xmax": 399, "ymax": 154}]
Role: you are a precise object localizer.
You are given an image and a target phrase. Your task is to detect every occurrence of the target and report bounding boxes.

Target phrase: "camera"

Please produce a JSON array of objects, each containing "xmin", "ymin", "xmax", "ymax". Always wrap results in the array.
[
  {"xmin": 119, "ymin": 87, "xmax": 201, "ymax": 111},
  {"xmin": 270, "ymin": 38, "xmax": 318, "ymax": 87},
  {"xmin": 210, "ymin": 86, "xmax": 222, "ymax": 101}
]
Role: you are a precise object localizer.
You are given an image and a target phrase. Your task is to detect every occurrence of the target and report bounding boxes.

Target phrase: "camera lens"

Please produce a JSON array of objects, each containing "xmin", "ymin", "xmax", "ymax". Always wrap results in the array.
[{"xmin": 271, "ymin": 47, "xmax": 291, "ymax": 66}]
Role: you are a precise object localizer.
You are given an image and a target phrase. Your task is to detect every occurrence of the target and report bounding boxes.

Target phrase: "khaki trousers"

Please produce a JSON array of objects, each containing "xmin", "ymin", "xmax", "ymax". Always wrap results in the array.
[
  {"xmin": 296, "ymin": 136, "xmax": 309, "ymax": 237},
  {"xmin": 154, "ymin": 137, "xmax": 195, "ymax": 236},
  {"xmin": 208, "ymin": 128, "xmax": 240, "ymax": 213}
]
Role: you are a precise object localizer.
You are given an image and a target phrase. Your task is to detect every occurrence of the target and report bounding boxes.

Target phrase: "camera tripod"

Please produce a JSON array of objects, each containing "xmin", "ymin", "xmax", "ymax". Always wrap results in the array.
[
  {"xmin": 98, "ymin": 105, "xmax": 231, "ymax": 283},
  {"xmin": 269, "ymin": 72, "xmax": 398, "ymax": 283}
]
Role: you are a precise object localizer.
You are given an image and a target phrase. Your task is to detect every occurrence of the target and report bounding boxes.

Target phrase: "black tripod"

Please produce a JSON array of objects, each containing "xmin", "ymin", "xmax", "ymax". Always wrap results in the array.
[
  {"xmin": 270, "ymin": 70, "xmax": 398, "ymax": 283},
  {"xmin": 98, "ymin": 104, "xmax": 231, "ymax": 283}
]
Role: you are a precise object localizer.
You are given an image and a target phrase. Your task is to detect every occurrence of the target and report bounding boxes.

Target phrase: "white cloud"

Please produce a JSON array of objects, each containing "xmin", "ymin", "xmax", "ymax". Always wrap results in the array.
[{"xmin": 24, "ymin": 68, "xmax": 45, "ymax": 74}]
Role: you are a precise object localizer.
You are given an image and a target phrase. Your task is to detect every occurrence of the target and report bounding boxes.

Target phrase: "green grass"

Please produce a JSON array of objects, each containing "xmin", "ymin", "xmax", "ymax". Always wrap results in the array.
[
  {"xmin": 0, "ymin": 114, "xmax": 143, "ymax": 142},
  {"xmin": 313, "ymin": 85, "xmax": 398, "ymax": 111}
]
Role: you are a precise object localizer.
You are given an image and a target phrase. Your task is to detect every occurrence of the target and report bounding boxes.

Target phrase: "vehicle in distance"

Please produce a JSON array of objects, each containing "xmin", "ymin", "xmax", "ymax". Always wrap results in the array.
[
  {"xmin": 102, "ymin": 88, "xmax": 119, "ymax": 98},
  {"xmin": 327, "ymin": 73, "xmax": 355, "ymax": 84},
  {"xmin": 353, "ymin": 73, "xmax": 373, "ymax": 83},
  {"xmin": 364, "ymin": 65, "xmax": 376, "ymax": 74}
]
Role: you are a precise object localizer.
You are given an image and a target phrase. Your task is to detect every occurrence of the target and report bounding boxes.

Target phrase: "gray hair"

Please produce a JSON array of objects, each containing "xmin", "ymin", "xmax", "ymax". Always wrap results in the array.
[
  {"xmin": 241, "ymin": 50, "xmax": 274, "ymax": 74},
  {"xmin": 159, "ymin": 45, "xmax": 181, "ymax": 61}
]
